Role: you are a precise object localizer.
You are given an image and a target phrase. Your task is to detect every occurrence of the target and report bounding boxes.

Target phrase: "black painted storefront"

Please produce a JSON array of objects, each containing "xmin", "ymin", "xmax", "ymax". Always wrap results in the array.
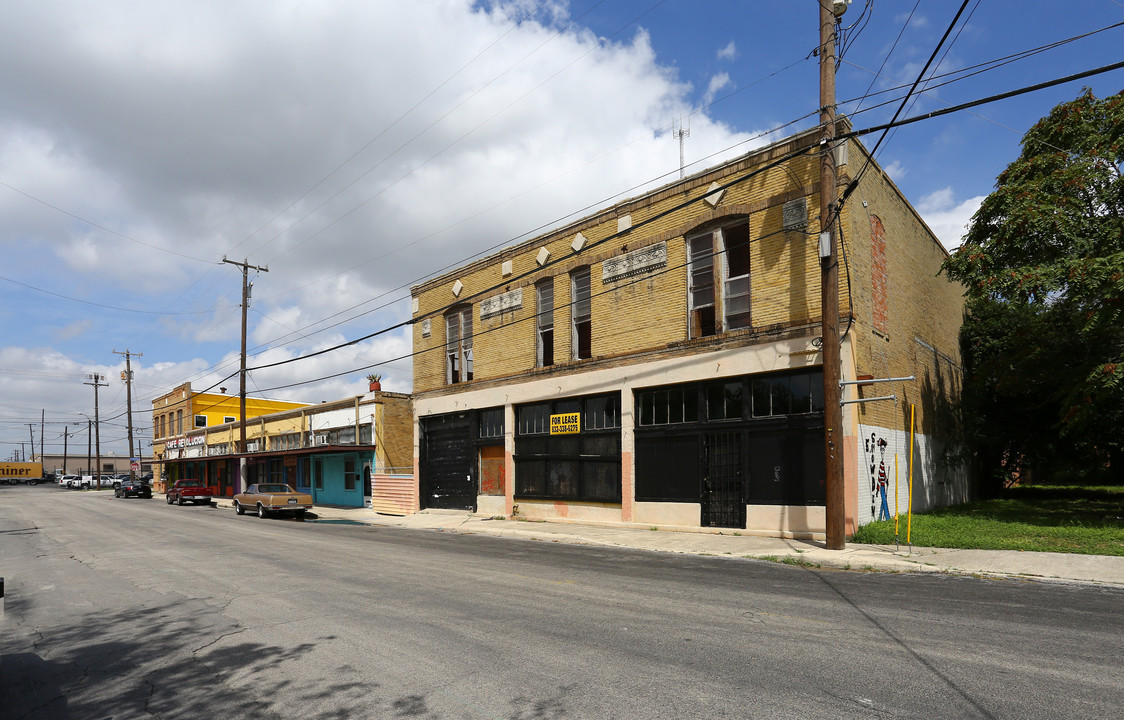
[{"xmin": 634, "ymin": 369, "xmax": 826, "ymax": 528}]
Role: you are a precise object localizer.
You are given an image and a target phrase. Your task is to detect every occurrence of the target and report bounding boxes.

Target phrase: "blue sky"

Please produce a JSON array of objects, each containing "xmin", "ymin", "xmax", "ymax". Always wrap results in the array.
[{"xmin": 1, "ymin": 1, "xmax": 1122, "ymax": 460}]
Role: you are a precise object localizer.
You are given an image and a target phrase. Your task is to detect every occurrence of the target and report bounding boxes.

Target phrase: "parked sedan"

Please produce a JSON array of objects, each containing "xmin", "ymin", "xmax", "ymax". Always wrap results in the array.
[
  {"xmin": 233, "ymin": 484, "xmax": 313, "ymax": 519},
  {"xmin": 115, "ymin": 480, "xmax": 152, "ymax": 499}
]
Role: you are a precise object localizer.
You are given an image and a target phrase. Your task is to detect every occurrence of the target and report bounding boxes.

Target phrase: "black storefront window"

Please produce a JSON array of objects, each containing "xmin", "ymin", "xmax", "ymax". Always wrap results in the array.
[
  {"xmin": 635, "ymin": 369, "xmax": 826, "ymax": 506},
  {"xmin": 515, "ymin": 393, "xmax": 621, "ymax": 502}
]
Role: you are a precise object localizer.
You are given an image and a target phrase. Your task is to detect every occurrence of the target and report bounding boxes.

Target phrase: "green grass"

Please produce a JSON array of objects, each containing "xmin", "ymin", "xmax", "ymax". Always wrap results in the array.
[{"xmin": 851, "ymin": 485, "xmax": 1124, "ymax": 555}]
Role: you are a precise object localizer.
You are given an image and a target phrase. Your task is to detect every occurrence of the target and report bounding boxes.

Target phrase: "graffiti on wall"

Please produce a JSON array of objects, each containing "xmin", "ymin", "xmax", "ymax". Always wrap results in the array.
[{"xmin": 864, "ymin": 433, "xmax": 891, "ymax": 521}]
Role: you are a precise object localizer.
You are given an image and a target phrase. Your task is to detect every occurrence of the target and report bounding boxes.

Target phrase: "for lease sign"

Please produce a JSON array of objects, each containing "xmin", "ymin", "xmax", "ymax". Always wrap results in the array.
[
  {"xmin": 549, "ymin": 412, "xmax": 581, "ymax": 435},
  {"xmin": 1, "ymin": 462, "xmax": 43, "ymax": 478}
]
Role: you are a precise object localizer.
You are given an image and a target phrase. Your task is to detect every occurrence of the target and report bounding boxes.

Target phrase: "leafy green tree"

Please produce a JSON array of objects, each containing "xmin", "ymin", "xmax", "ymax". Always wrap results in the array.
[{"xmin": 943, "ymin": 89, "xmax": 1123, "ymax": 489}]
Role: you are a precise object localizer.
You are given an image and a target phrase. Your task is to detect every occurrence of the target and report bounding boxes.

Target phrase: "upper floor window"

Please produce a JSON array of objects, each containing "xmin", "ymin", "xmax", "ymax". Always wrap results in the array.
[
  {"xmin": 687, "ymin": 220, "xmax": 752, "ymax": 337},
  {"xmin": 536, "ymin": 278, "xmax": 554, "ymax": 367},
  {"xmin": 480, "ymin": 407, "xmax": 505, "ymax": 439},
  {"xmin": 446, "ymin": 306, "xmax": 473, "ymax": 384},
  {"xmin": 571, "ymin": 267, "xmax": 592, "ymax": 360},
  {"xmin": 194, "ymin": 415, "xmax": 207, "ymax": 428},
  {"xmin": 176, "ymin": 410, "xmax": 184, "ymax": 435}
]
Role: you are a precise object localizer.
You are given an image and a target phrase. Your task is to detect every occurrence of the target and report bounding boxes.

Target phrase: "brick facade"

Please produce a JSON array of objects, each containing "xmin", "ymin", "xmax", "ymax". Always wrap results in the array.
[{"xmin": 410, "ymin": 124, "xmax": 968, "ymax": 537}]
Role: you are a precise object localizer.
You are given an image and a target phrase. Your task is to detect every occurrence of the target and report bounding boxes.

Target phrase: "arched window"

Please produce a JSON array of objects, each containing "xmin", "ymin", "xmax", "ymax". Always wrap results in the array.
[{"xmin": 686, "ymin": 218, "xmax": 751, "ymax": 336}]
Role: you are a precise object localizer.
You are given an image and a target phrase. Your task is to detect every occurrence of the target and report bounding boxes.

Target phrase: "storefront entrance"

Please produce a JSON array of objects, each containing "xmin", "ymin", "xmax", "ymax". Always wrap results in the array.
[{"xmin": 420, "ymin": 413, "xmax": 476, "ymax": 510}]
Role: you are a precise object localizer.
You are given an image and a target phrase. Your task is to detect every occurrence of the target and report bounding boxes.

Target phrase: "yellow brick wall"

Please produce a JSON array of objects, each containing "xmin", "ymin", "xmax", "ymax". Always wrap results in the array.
[
  {"xmin": 410, "ymin": 131, "xmax": 952, "ymax": 404},
  {"xmin": 842, "ymin": 143, "xmax": 966, "ymax": 438},
  {"xmin": 376, "ymin": 393, "xmax": 414, "ymax": 473}
]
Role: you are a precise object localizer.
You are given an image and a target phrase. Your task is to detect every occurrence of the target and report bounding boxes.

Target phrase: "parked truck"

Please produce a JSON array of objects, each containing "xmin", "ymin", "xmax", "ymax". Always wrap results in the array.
[
  {"xmin": 165, "ymin": 479, "xmax": 216, "ymax": 506},
  {"xmin": 2, "ymin": 462, "xmax": 43, "ymax": 485}
]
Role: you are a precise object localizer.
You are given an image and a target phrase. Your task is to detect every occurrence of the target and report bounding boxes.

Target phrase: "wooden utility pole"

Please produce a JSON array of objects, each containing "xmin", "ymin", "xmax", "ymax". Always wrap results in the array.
[
  {"xmin": 63, "ymin": 426, "xmax": 69, "ymax": 475},
  {"xmin": 820, "ymin": 0, "xmax": 846, "ymax": 550},
  {"xmin": 84, "ymin": 373, "xmax": 108, "ymax": 489},
  {"xmin": 114, "ymin": 349, "xmax": 142, "ymax": 480},
  {"xmin": 222, "ymin": 256, "xmax": 268, "ymax": 494}
]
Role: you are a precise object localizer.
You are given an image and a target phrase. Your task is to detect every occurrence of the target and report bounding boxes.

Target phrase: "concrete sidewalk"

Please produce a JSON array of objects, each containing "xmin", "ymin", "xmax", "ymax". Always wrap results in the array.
[{"xmin": 212, "ymin": 498, "xmax": 1124, "ymax": 588}]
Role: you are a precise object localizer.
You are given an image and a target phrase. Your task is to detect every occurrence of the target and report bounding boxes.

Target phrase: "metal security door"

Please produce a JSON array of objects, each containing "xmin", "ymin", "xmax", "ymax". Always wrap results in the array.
[
  {"xmin": 420, "ymin": 414, "xmax": 476, "ymax": 510},
  {"xmin": 701, "ymin": 431, "xmax": 745, "ymax": 528}
]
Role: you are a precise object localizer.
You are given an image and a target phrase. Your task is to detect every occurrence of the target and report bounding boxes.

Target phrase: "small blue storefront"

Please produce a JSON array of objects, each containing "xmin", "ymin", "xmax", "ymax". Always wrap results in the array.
[
  {"xmin": 307, "ymin": 451, "xmax": 371, "ymax": 507},
  {"xmin": 242, "ymin": 446, "xmax": 373, "ymax": 508}
]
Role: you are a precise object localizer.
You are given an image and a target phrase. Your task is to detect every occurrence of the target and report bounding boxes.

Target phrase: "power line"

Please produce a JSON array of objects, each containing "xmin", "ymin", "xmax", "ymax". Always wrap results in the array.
[{"xmin": 239, "ymin": 58, "xmax": 1124, "ymax": 389}]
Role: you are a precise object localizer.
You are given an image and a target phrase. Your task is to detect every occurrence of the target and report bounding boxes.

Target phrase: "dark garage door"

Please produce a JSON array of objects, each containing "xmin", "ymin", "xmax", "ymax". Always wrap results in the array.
[{"xmin": 420, "ymin": 413, "xmax": 476, "ymax": 510}]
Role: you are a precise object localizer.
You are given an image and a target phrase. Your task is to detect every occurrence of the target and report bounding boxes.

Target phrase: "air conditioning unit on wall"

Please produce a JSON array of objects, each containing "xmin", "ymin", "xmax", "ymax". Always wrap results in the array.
[
  {"xmin": 313, "ymin": 434, "xmax": 329, "ymax": 446},
  {"xmin": 246, "ymin": 441, "xmax": 259, "ymax": 453}
]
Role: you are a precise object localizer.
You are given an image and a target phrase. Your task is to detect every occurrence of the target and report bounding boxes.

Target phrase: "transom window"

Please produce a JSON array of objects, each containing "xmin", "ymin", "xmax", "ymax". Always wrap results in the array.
[{"xmin": 637, "ymin": 369, "xmax": 824, "ymax": 426}]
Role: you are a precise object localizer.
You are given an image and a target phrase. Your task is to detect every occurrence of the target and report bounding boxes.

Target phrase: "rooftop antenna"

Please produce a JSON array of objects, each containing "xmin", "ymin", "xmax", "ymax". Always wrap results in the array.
[{"xmin": 674, "ymin": 115, "xmax": 691, "ymax": 179}]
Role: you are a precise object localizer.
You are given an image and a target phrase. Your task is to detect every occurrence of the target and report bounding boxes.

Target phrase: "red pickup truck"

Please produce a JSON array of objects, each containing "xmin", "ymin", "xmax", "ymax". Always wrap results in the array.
[{"xmin": 166, "ymin": 479, "xmax": 216, "ymax": 506}]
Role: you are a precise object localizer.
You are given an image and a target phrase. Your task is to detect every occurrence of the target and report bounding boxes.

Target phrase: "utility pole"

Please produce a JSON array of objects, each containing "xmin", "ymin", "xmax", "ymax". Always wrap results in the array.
[
  {"xmin": 40, "ymin": 409, "xmax": 44, "ymax": 465},
  {"xmin": 820, "ymin": 0, "xmax": 846, "ymax": 550},
  {"xmin": 27, "ymin": 424, "xmax": 35, "ymax": 462},
  {"xmin": 63, "ymin": 426, "xmax": 70, "ymax": 475},
  {"xmin": 222, "ymin": 256, "xmax": 268, "ymax": 494},
  {"xmin": 84, "ymin": 373, "xmax": 108, "ymax": 489},
  {"xmin": 86, "ymin": 420, "xmax": 92, "ymax": 477},
  {"xmin": 114, "ymin": 349, "xmax": 142, "ymax": 480}
]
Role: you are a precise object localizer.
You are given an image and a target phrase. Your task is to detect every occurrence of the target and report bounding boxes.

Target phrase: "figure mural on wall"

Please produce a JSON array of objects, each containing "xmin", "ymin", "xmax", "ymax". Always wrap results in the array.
[
  {"xmin": 877, "ymin": 438, "xmax": 890, "ymax": 520},
  {"xmin": 864, "ymin": 433, "xmax": 891, "ymax": 521}
]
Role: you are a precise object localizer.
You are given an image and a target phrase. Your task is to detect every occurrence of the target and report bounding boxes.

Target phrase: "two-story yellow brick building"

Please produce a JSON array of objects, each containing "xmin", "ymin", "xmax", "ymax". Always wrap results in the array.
[{"xmin": 409, "ymin": 124, "xmax": 968, "ymax": 538}]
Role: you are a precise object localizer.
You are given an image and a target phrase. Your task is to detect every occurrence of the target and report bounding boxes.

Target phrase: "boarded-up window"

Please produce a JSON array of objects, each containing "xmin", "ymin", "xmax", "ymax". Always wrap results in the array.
[{"xmin": 871, "ymin": 215, "xmax": 889, "ymax": 334}]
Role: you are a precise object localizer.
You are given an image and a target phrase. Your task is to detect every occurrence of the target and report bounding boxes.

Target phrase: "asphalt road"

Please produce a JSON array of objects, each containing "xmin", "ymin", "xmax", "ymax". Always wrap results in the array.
[{"xmin": 2, "ymin": 485, "xmax": 1122, "ymax": 720}]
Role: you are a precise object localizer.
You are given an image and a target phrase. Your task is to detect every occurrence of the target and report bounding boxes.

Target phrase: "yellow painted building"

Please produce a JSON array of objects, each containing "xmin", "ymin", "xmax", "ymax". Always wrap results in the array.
[{"xmin": 151, "ymin": 383, "xmax": 310, "ymax": 491}]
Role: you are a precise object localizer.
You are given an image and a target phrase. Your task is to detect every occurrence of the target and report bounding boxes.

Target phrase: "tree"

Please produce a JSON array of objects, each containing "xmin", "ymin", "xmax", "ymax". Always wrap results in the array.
[{"xmin": 943, "ymin": 89, "xmax": 1123, "ymax": 489}]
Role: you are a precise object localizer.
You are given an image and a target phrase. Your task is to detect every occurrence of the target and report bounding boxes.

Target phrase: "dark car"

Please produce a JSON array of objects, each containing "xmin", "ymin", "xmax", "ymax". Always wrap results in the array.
[{"xmin": 115, "ymin": 480, "xmax": 152, "ymax": 499}]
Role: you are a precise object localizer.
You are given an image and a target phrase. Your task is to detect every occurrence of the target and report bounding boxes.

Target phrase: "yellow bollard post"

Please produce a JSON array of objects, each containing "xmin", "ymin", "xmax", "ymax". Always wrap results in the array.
[{"xmin": 907, "ymin": 403, "xmax": 915, "ymax": 544}]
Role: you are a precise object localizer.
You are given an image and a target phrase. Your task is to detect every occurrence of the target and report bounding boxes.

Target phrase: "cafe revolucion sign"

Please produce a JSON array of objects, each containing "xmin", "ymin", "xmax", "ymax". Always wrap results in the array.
[{"xmin": 165, "ymin": 435, "xmax": 205, "ymax": 449}]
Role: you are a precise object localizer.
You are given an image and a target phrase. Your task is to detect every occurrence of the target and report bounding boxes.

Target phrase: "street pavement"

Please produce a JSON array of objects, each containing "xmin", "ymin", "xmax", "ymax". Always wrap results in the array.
[{"xmin": 209, "ymin": 497, "xmax": 1124, "ymax": 588}]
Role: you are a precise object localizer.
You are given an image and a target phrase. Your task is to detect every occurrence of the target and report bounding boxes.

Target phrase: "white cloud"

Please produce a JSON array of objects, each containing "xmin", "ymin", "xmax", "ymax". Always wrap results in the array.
[
  {"xmin": 917, "ymin": 187, "xmax": 984, "ymax": 251},
  {"xmin": 882, "ymin": 160, "xmax": 907, "ymax": 181},
  {"xmin": 0, "ymin": 1, "xmax": 765, "ymax": 456},
  {"xmin": 717, "ymin": 41, "xmax": 737, "ymax": 61},
  {"xmin": 702, "ymin": 73, "xmax": 731, "ymax": 107}
]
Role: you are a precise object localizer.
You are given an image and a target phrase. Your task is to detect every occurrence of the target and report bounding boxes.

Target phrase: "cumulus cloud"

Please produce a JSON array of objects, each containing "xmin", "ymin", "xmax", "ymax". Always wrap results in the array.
[
  {"xmin": 0, "ymin": 0, "xmax": 768, "ymax": 454},
  {"xmin": 917, "ymin": 187, "xmax": 984, "ymax": 251},
  {"xmin": 702, "ymin": 73, "xmax": 732, "ymax": 107},
  {"xmin": 717, "ymin": 41, "xmax": 737, "ymax": 61},
  {"xmin": 882, "ymin": 160, "xmax": 907, "ymax": 181}
]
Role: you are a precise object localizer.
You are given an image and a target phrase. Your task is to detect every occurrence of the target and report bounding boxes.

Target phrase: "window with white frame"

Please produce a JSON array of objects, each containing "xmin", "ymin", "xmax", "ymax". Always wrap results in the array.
[
  {"xmin": 688, "ymin": 235, "xmax": 716, "ymax": 337},
  {"xmin": 446, "ymin": 306, "xmax": 474, "ymax": 384},
  {"xmin": 686, "ymin": 219, "xmax": 752, "ymax": 335},
  {"xmin": 536, "ymin": 278, "xmax": 554, "ymax": 367},
  {"xmin": 571, "ymin": 267, "xmax": 592, "ymax": 360}
]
